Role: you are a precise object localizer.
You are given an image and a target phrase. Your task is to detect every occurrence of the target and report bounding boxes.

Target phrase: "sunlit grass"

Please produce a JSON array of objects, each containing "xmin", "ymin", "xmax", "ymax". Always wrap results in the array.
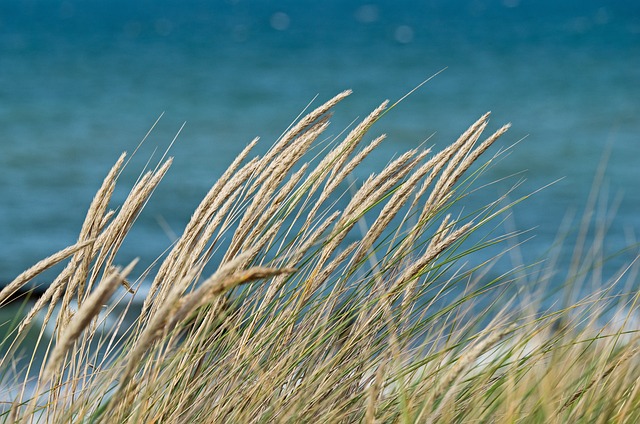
[{"xmin": 1, "ymin": 90, "xmax": 638, "ymax": 423}]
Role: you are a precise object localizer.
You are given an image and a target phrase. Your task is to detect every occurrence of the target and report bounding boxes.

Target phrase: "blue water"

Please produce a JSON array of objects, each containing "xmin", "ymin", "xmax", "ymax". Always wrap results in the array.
[{"xmin": 1, "ymin": 1, "xmax": 639, "ymax": 295}]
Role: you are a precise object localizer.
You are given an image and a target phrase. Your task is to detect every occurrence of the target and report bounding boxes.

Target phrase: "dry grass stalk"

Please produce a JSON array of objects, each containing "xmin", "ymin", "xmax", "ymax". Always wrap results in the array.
[
  {"xmin": 40, "ymin": 260, "xmax": 138, "ymax": 383},
  {"xmin": 0, "ymin": 240, "xmax": 94, "ymax": 307},
  {"xmin": 254, "ymin": 90, "xmax": 351, "ymax": 184},
  {"xmin": 145, "ymin": 158, "xmax": 262, "ymax": 315},
  {"xmin": 232, "ymin": 119, "xmax": 329, "ymax": 257},
  {"xmin": 424, "ymin": 121, "xmax": 488, "ymax": 209},
  {"xmin": 365, "ymin": 352, "xmax": 389, "ymax": 424},
  {"xmin": 391, "ymin": 221, "xmax": 474, "ymax": 295},
  {"xmin": 394, "ymin": 113, "xmax": 492, "ymax": 255},
  {"xmin": 562, "ymin": 336, "xmax": 640, "ymax": 412},
  {"xmin": 325, "ymin": 134, "xmax": 387, "ymax": 197},
  {"xmin": 351, "ymin": 149, "xmax": 433, "ymax": 268},
  {"xmin": 142, "ymin": 140, "xmax": 259, "ymax": 316},
  {"xmin": 307, "ymin": 148, "xmax": 422, "ymax": 286},
  {"xmin": 6, "ymin": 89, "xmax": 637, "ymax": 424},
  {"xmin": 73, "ymin": 152, "xmax": 127, "ymax": 299},
  {"xmin": 301, "ymin": 107, "xmax": 388, "ymax": 234},
  {"xmin": 167, "ymin": 266, "xmax": 296, "ymax": 334},
  {"xmin": 422, "ymin": 323, "xmax": 515, "ymax": 423},
  {"xmin": 325, "ymin": 101, "xmax": 388, "ymax": 185},
  {"xmin": 115, "ymin": 228, "xmax": 282, "ymax": 396},
  {"xmin": 401, "ymin": 213, "xmax": 453, "ymax": 313},
  {"xmin": 15, "ymin": 264, "xmax": 74, "ymax": 337}
]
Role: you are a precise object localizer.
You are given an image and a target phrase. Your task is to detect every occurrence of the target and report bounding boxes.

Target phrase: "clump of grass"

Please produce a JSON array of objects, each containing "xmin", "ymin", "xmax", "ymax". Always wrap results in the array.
[{"xmin": 1, "ymin": 90, "xmax": 639, "ymax": 423}]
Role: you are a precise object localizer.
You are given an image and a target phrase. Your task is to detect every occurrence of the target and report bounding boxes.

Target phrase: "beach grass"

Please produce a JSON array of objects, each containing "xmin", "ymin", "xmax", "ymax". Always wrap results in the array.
[{"xmin": 1, "ymin": 91, "xmax": 639, "ymax": 423}]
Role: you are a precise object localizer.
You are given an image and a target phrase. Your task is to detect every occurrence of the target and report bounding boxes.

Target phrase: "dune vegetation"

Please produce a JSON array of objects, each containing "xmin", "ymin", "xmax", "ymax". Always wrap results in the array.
[{"xmin": 1, "ymin": 90, "xmax": 639, "ymax": 423}]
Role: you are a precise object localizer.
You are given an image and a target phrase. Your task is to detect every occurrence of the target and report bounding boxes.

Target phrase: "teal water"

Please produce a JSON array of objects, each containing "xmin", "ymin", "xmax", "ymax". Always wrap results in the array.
[{"xmin": 1, "ymin": 1, "xmax": 639, "ymax": 294}]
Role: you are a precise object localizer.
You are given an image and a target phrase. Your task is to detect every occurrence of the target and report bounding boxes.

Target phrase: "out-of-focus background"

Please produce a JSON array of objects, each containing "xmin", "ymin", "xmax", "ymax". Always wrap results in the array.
[{"xmin": 1, "ymin": 0, "xmax": 638, "ymax": 293}]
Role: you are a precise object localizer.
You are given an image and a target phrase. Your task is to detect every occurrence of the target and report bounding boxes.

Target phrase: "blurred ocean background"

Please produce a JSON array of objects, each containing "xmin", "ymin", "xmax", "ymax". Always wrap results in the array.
[{"xmin": 1, "ymin": 0, "xmax": 639, "ymax": 296}]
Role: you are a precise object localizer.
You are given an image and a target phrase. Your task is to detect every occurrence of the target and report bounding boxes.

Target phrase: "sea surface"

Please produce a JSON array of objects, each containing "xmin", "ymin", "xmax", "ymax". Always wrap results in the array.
[{"xmin": 1, "ymin": 1, "xmax": 639, "ymax": 300}]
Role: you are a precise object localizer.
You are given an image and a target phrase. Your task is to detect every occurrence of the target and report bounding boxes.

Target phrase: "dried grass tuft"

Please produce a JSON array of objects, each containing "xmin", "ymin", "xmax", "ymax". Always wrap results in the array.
[{"xmin": 2, "ymin": 89, "xmax": 638, "ymax": 424}]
